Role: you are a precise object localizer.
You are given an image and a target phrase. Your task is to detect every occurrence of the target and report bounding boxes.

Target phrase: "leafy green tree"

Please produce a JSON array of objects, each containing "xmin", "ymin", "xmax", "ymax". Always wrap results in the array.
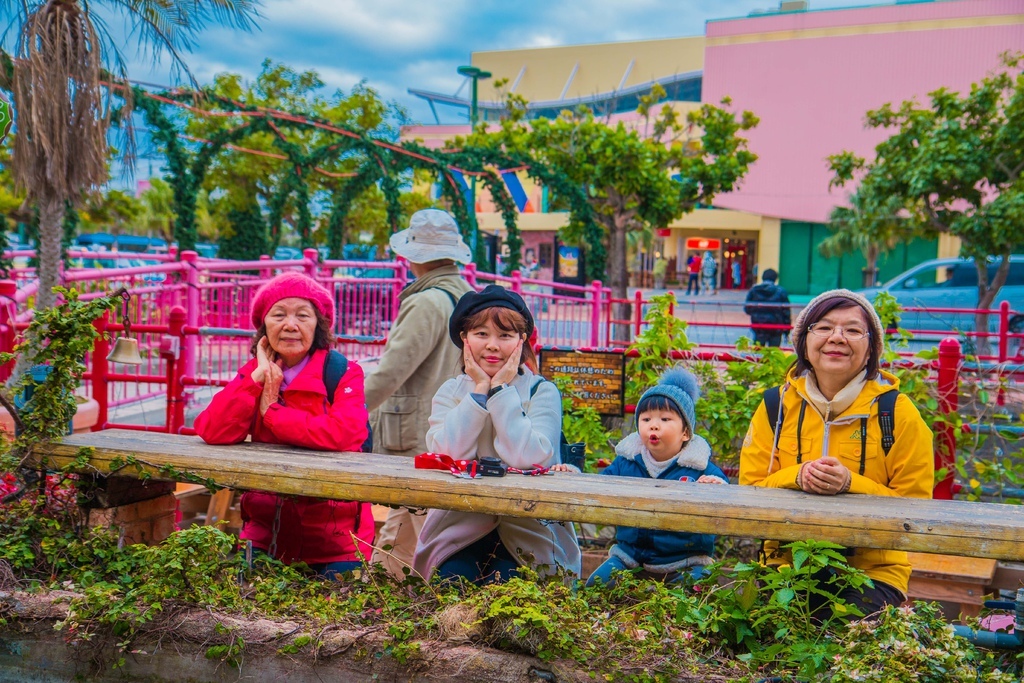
[
  {"xmin": 80, "ymin": 189, "xmax": 142, "ymax": 237},
  {"xmin": 0, "ymin": 136, "xmax": 23, "ymax": 224},
  {"xmin": 472, "ymin": 87, "xmax": 757, "ymax": 330},
  {"xmin": 185, "ymin": 60, "xmax": 409, "ymax": 251},
  {"xmin": 137, "ymin": 177, "xmax": 177, "ymax": 243},
  {"xmin": 830, "ymin": 52, "xmax": 1024, "ymax": 351},
  {"xmin": 820, "ymin": 187, "xmax": 911, "ymax": 287},
  {"xmin": 334, "ymin": 182, "xmax": 435, "ymax": 252},
  {"xmin": 218, "ymin": 192, "xmax": 267, "ymax": 261},
  {"xmin": 0, "ymin": 0, "xmax": 259, "ymax": 311}
]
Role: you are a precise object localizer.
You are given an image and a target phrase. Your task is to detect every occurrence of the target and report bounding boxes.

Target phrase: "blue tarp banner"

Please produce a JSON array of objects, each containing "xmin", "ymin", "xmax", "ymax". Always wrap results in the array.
[
  {"xmin": 449, "ymin": 169, "xmax": 471, "ymax": 198},
  {"xmin": 500, "ymin": 170, "xmax": 532, "ymax": 212}
]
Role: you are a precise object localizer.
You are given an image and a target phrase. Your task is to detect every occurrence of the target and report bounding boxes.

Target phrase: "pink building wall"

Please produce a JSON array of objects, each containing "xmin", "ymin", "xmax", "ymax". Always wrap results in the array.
[{"xmin": 702, "ymin": 0, "xmax": 1024, "ymax": 223}]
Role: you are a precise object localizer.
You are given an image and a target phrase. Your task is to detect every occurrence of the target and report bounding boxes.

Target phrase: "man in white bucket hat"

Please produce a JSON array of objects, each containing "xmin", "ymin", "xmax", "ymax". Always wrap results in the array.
[{"xmin": 366, "ymin": 209, "xmax": 473, "ymax": 578}]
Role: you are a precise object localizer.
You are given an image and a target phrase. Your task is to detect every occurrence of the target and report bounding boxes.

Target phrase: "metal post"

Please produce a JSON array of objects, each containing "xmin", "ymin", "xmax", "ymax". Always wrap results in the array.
[
  {"xmin": 167, "ymin": 306, "xmax": 187, "ymax": 434},
  {"xmin": 590, "ymin": 279, "xmax": 603, "ymax": 348},
  {"xmin": 392, "ymin": 260, "xmax": 407, "ymax": 323},
  {"xmin": 634, "ymin": 290, "xmax": 644, "ymax": 339},
  {"xmin": 935, "ymin": 337, "xmax": 962, "ymax": 500},
  {"xmin": 181, "ymin": 250, "xmax": 200, "ymax": 381},
  {"xmin": 998, "ymin": 300, "xmax": 1010, "ymax": 363},
  {"xmin": 457, "ymin": 65, "xmax": 490, "ymax": 267},
  {"xmin": 469, "ymin": 76, "xmax": 479, "ymax": 262},
  {"xmin": 303, "ymin": 248, "xmax": 319, "ymax": 279},
  {"xmin": 511, "ymin": 269, "xmax": 523, "ymax": 294},
  {"xmin": 91, "ymin": 311, "xmax": 109, "ymax": 431},
  {"xmin": 464, "ymin": 262, "xmax": 478, "ymax": 289}
]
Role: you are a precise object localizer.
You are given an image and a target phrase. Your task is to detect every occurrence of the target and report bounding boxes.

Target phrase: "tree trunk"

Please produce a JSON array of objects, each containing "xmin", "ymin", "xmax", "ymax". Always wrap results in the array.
[
  {"xmin": 8, "ymin": 196, "xmax": 63, "ymax": 384},
  {"xmin": 862, "ymin": 244, "xmax": 879, "ymax": 288},
  {"xmin": 607, "ymin": 217, "xmax": 630, "ymax": 342},
  {"xmin": 36, "ymin": 196, "xmax": 64, "ymax": 311},
  {"xmin": 973, "ymin": 255, "xmax": 1011, "ymax": 357}
]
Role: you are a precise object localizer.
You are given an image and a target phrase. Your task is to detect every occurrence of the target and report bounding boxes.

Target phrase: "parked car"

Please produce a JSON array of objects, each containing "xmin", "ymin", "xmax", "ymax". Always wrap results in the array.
[
  {"xmin": 273, "ymin": 246, "xmax": 302, "ymax": 260},
  {"xmin": 857, "ymin": 256, "xmax": 1024, "ymax": 343}
]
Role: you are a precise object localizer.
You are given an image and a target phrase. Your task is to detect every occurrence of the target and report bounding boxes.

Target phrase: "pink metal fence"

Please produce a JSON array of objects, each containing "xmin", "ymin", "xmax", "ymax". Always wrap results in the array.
[{"xmin": 1, "ymin": 248, "xmax": 1020, "ymax": 432}]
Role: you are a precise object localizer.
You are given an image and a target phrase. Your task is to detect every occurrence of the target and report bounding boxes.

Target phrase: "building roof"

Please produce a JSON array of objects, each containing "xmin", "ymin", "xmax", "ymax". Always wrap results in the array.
[{"xmin": 409, "ymin": 70, "xmax": 702, "ymax": 123}]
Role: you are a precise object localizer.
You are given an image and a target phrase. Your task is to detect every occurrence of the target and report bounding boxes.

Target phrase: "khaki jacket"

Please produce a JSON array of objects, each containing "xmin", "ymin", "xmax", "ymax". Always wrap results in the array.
[
  {"xmin": 739, "ymin": 369, "xmax": 934, "ymax": 594},
  {"xmin": 364, "ymin": 266, "xmax": 472, "ymax": 456}
]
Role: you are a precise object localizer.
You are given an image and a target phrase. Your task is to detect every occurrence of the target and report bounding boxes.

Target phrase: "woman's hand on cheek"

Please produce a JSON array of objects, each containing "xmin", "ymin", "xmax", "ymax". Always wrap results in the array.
[
  {"xmin": 259, "ymin": 361, "xmax": 283, "ymax": 416},
  {"xmin": 251, "ymin": 336, "xmax": 272, "ymax": 383},
  {"xmin": 491, "ymin": 337, "xmax": 523, "ymax": 387},
  {"xmin": 464, "ymin": 345, "xmax": 490, "ymax": 394}
]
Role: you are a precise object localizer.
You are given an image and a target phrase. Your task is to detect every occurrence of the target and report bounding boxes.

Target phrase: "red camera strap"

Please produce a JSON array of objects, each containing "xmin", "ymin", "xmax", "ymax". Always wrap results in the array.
[{"xmin": 414, "ymin": 452, "xmax": 479, "ymax": 478}]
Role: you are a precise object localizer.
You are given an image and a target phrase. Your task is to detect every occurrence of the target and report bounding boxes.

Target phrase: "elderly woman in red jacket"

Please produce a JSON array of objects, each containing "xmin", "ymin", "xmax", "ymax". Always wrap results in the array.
[{"xmin": 194, "ymin": 272, "xmax": 371, "ymax": 578}]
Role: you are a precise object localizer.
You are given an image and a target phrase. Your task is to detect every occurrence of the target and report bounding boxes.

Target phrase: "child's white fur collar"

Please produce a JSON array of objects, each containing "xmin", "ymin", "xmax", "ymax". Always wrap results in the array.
[{"xmin": 615, "ymin": 431, "xmax": 712, "ymax": 471}]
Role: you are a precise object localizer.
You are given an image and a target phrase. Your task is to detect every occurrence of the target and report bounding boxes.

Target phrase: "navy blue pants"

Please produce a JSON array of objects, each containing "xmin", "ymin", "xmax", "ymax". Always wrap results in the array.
[{"xmin": 435, "ymin": 529, "xmax": 520, "ymax": 586}]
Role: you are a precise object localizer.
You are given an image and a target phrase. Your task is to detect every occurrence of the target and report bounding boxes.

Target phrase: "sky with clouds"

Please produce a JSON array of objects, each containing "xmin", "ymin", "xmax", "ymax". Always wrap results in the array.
[{"xmin": 125, "ymin": 0, "xmax": 885, "ymax": 127}]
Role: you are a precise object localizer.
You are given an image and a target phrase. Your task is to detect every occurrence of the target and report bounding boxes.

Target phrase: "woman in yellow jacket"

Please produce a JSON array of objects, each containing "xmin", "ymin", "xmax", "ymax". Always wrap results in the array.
[{"xmin": 740, "ymin": 289, "xmax": 934, "ymax": 616}]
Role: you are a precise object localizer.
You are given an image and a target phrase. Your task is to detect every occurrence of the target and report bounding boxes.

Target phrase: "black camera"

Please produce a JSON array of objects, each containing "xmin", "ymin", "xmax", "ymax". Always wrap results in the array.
[{"xmin": 479, "ymin": 457, "xmax": 507, "ymax": 477}]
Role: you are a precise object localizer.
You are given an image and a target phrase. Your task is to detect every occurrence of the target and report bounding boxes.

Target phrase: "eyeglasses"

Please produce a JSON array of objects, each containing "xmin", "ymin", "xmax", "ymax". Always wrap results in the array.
[{"xmin": 807, "ymin": 323, "xmax": 869, "ymax": 341}]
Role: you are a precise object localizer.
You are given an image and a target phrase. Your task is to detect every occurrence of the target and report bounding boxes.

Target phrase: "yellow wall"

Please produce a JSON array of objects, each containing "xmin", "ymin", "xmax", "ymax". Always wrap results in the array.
[
  {"xmin": 471, "ymin": 36, "xmax": 705, "ymax": 105},
  {"xmin": 937, "ymin": 232, "xmax": 962, "ymax": 259}
]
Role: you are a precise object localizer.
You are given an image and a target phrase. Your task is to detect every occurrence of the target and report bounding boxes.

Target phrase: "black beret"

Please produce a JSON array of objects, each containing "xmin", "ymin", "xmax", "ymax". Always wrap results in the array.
[{"xmin": 448, "ymin": 284, "xmax": 535, "ymax": 348}]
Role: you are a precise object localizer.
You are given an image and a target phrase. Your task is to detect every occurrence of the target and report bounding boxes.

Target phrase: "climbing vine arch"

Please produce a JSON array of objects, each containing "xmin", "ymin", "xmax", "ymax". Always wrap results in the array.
[{"xmin": 127, "ymin": 85, "xmax": 602, "ymax": 276}]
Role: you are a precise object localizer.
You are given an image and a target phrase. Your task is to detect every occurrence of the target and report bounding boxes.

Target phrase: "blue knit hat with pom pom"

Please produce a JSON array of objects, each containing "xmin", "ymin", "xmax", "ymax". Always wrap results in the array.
[{"xmin": 636, "ymin": 367, "xmax": 700, "ymax": 432}]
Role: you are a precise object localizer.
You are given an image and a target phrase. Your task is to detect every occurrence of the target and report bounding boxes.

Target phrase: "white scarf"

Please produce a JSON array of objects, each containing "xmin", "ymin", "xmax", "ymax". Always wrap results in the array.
[{"xmin": 801, "ymin": 369, "xmax": 867, "ymax": 421}]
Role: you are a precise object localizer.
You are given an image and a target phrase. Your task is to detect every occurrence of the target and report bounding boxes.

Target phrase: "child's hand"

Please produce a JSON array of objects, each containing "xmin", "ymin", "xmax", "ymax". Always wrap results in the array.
[
  {"xmin": 696, "ymin": 475, "xmax": 726, "ymax": 484},
  {"xmin": 550, "ymin": 463, "xmax": 580, "ymax": 473}
]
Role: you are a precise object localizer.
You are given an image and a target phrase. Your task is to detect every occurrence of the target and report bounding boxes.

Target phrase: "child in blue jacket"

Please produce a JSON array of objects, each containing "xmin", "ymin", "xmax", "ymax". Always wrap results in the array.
[{"xmin": 557, "ymin": 367, "xmax": 728, "ymax": 587}]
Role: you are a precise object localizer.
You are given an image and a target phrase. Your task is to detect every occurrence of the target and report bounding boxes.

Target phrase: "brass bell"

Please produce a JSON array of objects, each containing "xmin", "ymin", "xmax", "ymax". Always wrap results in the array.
[
  {"xmin": 107, "ymin": 336, "xmax": 144, "ymax": 365},
  {"xmin": 106, "ymin": 288, "xmax": 144, "ymax": 365}
]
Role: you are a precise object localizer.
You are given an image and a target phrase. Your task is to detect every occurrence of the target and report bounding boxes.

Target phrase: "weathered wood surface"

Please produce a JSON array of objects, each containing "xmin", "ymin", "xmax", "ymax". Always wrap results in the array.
[{"xmin": 34, "ymin": 429, "xmax": 1024, "ymax": 561}]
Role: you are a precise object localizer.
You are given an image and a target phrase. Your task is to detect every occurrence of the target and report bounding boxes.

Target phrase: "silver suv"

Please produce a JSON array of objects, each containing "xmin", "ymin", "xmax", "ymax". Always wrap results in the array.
[{"xmin": 857, "ymin": 256, "xmax": 1024, "ymax": 347}]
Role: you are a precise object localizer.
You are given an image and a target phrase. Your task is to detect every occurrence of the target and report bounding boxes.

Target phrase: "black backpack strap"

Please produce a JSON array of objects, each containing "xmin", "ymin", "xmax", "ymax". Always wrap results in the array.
[
  {"xmin": 529, "ymin": 378, "xmax": 545, "ymax": 398},
  {"xmin": 322, "ymin": 349, "xmax": 348, "ymax": 404},
  {"xmin": 876, "ymin": 389, "xmax": 898, "ymax": 456},
  {"xmin": 763, "ymin": 385, "xmax": 783, "ymax": 435},
  {"xmin": 322, "ymin": 349, "xmax": 373, "ymax": 453}
]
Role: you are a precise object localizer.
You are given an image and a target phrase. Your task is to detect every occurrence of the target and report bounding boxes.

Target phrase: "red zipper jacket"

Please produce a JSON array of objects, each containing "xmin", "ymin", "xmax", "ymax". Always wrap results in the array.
[{"xmin": 194, "ymin": 349, "xmax": 373, "ymax": 565}]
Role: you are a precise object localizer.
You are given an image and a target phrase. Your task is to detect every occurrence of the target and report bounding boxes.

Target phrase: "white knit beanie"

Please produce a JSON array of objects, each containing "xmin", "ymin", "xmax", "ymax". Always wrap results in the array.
[{"xmin": 791, "ymin": 289, "xmax": 884, "ymax": 360}]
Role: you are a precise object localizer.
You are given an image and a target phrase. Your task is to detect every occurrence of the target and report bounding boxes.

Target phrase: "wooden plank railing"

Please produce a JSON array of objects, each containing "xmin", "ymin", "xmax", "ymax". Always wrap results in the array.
[{"xmin": 33, "ymin": 429, "xmax": 1024, "ymax": 562}]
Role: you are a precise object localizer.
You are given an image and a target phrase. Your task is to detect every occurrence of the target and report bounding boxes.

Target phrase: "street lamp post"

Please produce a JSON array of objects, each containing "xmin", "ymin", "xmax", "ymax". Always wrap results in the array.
[{"xmin": 457, "ymin": 65, "xmax": 491, "ymax": 267}]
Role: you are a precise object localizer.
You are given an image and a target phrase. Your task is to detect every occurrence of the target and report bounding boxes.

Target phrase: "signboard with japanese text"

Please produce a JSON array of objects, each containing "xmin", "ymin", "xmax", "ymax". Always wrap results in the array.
[{"xmin": 538, "ymin": 348, "xmax": 626, "ymax": 416}]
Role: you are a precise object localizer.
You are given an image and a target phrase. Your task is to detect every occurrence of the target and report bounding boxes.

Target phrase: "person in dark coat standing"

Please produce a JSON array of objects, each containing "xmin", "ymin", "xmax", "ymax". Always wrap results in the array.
[{"xmin": 744, "ymin": 269, "xmax": 791, "ymax": 347}]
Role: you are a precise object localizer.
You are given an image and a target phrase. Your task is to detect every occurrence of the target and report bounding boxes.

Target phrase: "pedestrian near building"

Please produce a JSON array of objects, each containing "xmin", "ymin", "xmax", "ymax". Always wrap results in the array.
[
  {"xmin": 365, "ymin": 209, "xmax": 474, "ymax": 579},
  {"xmin": 701, "ymin": 251, "xmax": 718, "ymax": 295},
  {"xmin": 744, "ymin": 269, "xmax": 791, "ymax": 347},
  {"xmin": 685, "ymin": 254, "xmax": 702, "ymax": 295}
]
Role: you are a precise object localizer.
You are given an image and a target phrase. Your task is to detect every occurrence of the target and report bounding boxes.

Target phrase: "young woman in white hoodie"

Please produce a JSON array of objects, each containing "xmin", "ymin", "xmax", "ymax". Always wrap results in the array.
[{"xmin": 413, "ymin": 285, "xmax": 581, "ymax": 585}]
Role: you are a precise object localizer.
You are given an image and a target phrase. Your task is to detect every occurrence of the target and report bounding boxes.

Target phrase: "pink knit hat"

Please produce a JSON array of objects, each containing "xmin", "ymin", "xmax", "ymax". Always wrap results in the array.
[{"xmin": 250, "ymin": 272, "xmax": 335, "ymax": 328}]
